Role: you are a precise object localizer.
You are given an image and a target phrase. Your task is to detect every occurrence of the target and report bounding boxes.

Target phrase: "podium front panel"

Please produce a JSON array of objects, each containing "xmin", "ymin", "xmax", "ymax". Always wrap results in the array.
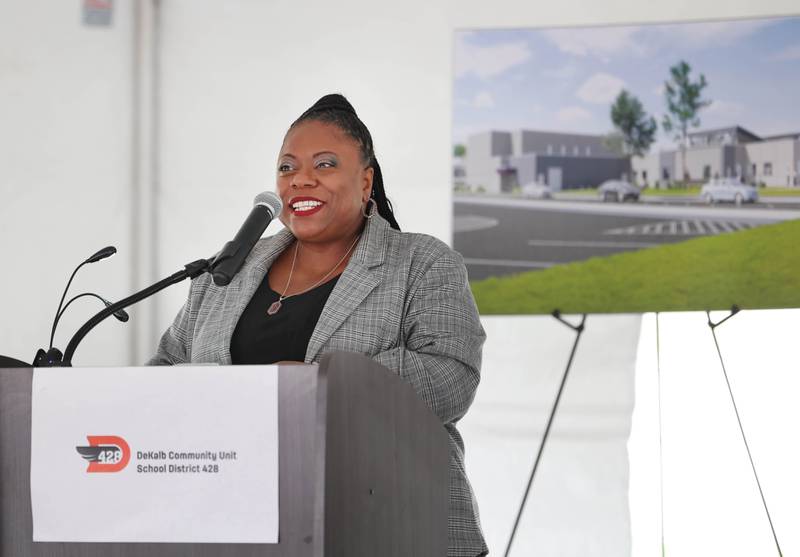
[
  {"xmin": 0, "ymin": 366, "xmax": 319, "ymax": 557},
  {"xmin": 1, "ymin": 355, "xmax": 448, "ymax": 557}
]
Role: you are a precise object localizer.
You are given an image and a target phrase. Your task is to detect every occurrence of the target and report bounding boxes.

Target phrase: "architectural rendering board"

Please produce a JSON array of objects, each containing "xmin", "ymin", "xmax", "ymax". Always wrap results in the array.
[{"xmin": 453, "ymin": 16, "xmax": 800, "ymax": 314}]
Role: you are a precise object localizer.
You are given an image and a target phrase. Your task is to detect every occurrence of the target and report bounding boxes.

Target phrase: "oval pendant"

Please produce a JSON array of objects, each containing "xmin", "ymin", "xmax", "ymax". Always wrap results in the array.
[{"xmin": 267, "ymin": 300, "xmax": 282, "ymax": 315}]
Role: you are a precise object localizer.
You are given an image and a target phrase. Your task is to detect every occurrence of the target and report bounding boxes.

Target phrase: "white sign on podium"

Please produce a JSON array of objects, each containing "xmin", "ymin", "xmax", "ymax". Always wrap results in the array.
[{"xmin": 30, "ymin": 365, "xmax": 279, "ymax": 544}]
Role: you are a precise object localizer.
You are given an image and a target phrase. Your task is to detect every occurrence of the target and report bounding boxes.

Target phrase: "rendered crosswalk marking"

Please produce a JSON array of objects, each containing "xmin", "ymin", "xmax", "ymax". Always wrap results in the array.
[
  {"xmin": 694, "ymin": 220, "xmax": 706, "ymax": 234},
  {"xmin": 604, "ymin": 220, "xmax": 759, "ymax": 236}
]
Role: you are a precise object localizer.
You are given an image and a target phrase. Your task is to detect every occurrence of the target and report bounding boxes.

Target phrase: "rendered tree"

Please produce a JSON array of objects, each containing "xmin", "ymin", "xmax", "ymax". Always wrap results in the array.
[
  {"xmin": 453, "ymin": 144, "xmax": 466, "ymax": 157},
  {"xmin": 662, "ymin": 61, "xmax": 711, "ymax": 186},
  {"xmin": 601, "ymin": 131, "xmax": 626, "ymax": 157},
  {"xmin": 610, "ymin": 90, "xmax": 657, "ymax": 157}
]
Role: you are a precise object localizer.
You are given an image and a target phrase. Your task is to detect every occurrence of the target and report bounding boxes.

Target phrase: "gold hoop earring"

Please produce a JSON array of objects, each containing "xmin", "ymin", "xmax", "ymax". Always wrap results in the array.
[{"xmin": 362, "ymin": 198, "xmax": 377, "ymax": 219}]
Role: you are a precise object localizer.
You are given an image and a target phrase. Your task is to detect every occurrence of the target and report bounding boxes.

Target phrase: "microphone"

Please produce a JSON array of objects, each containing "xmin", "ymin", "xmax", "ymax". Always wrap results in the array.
[
  {"xmin": 56, "ymin": 292, "xmax": 130, "ymax": 328},
  {"xmin": 211, "ymin": 191, "xmax": 282, "ymax": 286},
  {"xmin": 36, "ymin": 290, "xmax": 129, "ymax": 368},
  {"xmin": 39, "ymin": 292, "xmax": 129, "ymax": 366},
  {"xmin": 85, "ymin": 246, "xmax": 117, "ymax": 264},
  {"xmin": 49, "ymin": 246, "xmax": 118, "ymax": 350}
]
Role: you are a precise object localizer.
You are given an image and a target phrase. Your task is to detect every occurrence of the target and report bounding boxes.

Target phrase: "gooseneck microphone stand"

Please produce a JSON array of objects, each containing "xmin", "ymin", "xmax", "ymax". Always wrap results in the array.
[
  {"xmin": 50, "ymin": 293, "xmax": 129, "ymax": 349},
  {"xmin": 51, "ymin": 246, "xmax": 118, "ymax": 338},
  {"xmin": 32, "ymin": 246, "xmax": 122, "ymax": 367},
  {"xmin": 57, "ymin": 258, "xmax": 213, "ymax": 367}
]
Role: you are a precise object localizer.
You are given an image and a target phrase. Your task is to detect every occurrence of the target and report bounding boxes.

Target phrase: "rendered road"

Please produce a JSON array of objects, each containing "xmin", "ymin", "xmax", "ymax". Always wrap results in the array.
[{"xmin": 453, "ymin": 194, "xmax": 800, "ymax": 281}]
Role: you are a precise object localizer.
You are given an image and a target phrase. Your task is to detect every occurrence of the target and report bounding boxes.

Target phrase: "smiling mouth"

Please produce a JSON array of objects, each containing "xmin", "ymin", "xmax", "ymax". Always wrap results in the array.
[{"xmin": 290, "ymin": 199, "xmax": 324, "ymax": 216}]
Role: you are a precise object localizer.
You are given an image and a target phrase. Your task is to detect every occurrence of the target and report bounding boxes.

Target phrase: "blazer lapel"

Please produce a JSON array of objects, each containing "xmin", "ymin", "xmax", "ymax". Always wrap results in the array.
[
  {"xmin": 305, "ymin": 216, "xmax": 389, "ymax": 362},
  {"xmin": 218, "ymin": 228, "xmax": 295, "ymax": 364}
]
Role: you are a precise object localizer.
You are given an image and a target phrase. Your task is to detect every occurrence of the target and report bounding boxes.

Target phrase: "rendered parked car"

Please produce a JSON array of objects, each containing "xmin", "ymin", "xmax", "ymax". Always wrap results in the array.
[
  {"xmin": 598, "ymin": 180, "xmax": 640, "ymax": 202},
  {"xmin": 700, "ymin": 177, "xmax": 758, "ymax": 205},
  {"xmin": 520, "ymin": 181, "xmax": 552, "ymax": 199}
]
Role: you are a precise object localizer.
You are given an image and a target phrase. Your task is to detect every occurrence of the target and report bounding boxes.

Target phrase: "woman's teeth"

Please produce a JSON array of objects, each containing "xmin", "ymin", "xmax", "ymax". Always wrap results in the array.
[{"xmin": 292, "ymin": 200, "xmax": 322, "ymax": 212}]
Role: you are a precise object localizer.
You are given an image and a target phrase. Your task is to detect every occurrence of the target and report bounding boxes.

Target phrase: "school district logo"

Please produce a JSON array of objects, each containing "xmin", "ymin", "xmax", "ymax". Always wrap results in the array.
[{"xmin": 75, "ymin": 435, "xmax": 131, "ymax": 473}]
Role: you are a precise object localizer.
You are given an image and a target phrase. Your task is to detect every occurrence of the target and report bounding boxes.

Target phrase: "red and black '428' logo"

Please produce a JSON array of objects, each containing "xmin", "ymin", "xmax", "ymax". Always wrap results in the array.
[{"xmin": 76, "ymin": 435, "xmax": 131, "ymax": 473}]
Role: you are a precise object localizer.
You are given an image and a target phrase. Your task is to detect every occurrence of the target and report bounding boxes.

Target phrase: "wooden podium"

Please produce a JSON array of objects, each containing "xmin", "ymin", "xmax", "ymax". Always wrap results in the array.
[{"xmin": 0, "ymin": 352, "xmax": 448, "ymax": 556}]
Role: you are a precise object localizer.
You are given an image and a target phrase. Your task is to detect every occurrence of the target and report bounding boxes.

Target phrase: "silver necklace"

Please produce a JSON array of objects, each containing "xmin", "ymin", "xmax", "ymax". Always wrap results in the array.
[{"xmin": 267, "ymin": 234, "xmax": 361, "ymax": 316}]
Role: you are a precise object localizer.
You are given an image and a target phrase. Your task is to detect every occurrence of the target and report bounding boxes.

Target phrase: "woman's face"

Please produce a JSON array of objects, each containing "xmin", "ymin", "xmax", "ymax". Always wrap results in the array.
[{"xmin": 276, "ymin": 120, "xmax": 373, "ymax": 245}]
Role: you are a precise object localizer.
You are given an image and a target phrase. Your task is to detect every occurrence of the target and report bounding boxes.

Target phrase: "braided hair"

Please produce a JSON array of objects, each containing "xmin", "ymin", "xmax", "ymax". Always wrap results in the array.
[{"xmin": 288, "ymin": 94, "xmax": 400, "ymax": 231}]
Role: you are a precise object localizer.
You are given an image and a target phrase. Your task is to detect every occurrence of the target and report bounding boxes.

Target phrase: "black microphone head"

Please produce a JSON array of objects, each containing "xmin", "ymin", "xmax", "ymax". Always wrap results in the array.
[
  {"xmin": 114, "ymin": 309, "xmax": 130, "ymax": 323},
  {"xmin": 211, "ymin": 193, "xmax": 281, "ymax": 287},
  {"xmin": 99, "ymin": 297, "xmax": 129, "ymax": 322},
  {"xmin": 253, "ymin": 191, "xmax": 283, "ymax": 218},
  {"xmin": 85, "ymin": 246, "xmax": 117, "ymax": 264}
]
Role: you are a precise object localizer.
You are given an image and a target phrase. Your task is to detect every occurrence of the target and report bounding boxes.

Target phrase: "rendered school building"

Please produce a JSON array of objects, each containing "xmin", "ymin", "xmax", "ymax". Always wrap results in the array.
[
  {"xmin": 460, "ymin": 126, "xmax": 800, "ymax": 193},
  {"xmin": 463, "ymin": 130, "xmax": 630, "ymax": 194},
  {"xmin": 632, "ymin": 126, "xmax": 800, "ymax": 188}
]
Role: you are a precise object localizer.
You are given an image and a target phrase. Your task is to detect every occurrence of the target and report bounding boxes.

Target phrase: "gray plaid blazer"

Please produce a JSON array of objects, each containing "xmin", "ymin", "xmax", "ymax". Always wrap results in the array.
[{"xmin": 148, "ymin": 214, "xmax": 488, "ymax": 556}]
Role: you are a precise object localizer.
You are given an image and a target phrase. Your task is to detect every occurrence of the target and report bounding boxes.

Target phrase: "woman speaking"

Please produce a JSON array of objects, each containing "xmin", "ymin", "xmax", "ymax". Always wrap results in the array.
[{"xmin": 149, "ymin": 94, "xmax": 488, "ymax": 557}]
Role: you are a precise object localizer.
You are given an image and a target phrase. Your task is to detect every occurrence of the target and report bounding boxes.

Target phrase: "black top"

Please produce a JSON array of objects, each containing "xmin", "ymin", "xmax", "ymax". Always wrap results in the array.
[{"xmin": 230, "ymin": 274, "xmax": 340, "ymax": 364}]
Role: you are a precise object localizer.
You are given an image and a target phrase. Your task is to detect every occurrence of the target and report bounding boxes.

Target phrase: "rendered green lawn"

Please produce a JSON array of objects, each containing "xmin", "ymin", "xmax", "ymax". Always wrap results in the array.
[{"xmin": 470, "ymin": 219, "xmax": 800, "ymax": 315}]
